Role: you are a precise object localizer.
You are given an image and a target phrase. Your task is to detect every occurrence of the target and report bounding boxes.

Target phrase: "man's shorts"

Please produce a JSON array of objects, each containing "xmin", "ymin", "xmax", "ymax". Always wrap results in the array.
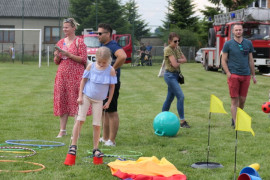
[
  {"xmin": 103, "ymin": 81, "xmax": 120, "ymax": 112},
  {"xmin": 227, "ymin": 74, "xmax": 251, "ymax": 98},
  {"xmin": 77, "ymin": 94, "xmax": 103, "ymax": 126}
]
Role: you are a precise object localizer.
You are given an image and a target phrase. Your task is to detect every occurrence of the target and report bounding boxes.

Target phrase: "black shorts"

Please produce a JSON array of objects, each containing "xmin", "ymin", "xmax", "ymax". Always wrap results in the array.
[{"xmin": 103, "ymin": 81, "xmax": 120, "ymax": 112}]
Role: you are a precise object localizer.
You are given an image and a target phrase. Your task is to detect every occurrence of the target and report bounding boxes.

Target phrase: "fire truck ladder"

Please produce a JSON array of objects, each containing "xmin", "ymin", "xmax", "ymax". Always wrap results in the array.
[{"xmin": 214, "ymin": 7, "xmax": 270, "ymax": 25}]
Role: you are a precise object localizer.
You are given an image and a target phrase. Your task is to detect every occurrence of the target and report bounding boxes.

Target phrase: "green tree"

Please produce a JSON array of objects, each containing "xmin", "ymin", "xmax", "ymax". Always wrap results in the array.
[
  {"xmin": 69, "ymin": 0, "xmax": 130, "ymax": 35},
  {"xmin": 158, "ymin": 0, "xmax": 199, "ymax": 47},
  {"xmin": 160, "ymin": 25, "xmax": 199, "ymax": 47},
  {"xmin": 221, "ymin": 0, "xmax": 255, "ymax": 11},
  {"xmin": 69, "ymin": 0, "xmax": 92, "ymax": 34},
  {"xmin": 198, "ymin": 6, "xmax": 222, "ymax": 47},
  {"xmin": 167, "ymin": 0, "xmax": 199, "ymax": 31},
  {"xmin": 122, "ymin": 0, "xmax": 150, "ymax": 41}
]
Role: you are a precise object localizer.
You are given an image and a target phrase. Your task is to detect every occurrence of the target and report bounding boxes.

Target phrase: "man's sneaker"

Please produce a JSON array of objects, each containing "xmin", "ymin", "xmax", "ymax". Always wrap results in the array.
[
  {"xmin": 104, "ymin": 140, "xmax": 116, "ymax": 147},
  {"xmin": 180, "ymin": 121, "xmax": 190, "ymax": 128},
  {"xmin": 99, "ymin": 137, "xmax": 106, "ymax": 143}
]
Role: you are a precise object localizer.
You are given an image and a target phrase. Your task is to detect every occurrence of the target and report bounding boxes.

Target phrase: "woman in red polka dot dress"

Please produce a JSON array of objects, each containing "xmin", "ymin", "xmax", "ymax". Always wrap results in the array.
[{"xmin": 53, "ymin": 18, "xmax": 91, "ymax": 138}]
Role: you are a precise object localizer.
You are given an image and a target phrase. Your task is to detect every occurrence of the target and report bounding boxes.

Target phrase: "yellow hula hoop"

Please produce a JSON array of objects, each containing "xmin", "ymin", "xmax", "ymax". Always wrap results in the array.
[
  {"xmin": 0, "ymin": 160, "xmax": 45, "ymax": 173},
  {"xmin": 0, "ymin": 150, "xmax": 31, "ymax": 154}
]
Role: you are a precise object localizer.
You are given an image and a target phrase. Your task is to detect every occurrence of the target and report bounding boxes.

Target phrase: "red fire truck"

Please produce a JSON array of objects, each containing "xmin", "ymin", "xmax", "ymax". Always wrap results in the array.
[
  {"xmin": 202, "ymin": 7, "xmax": 270, "ymax": 73},
  {"xmin": 82, "ymin": 28, "xmax": 132, "ymax": 64}
]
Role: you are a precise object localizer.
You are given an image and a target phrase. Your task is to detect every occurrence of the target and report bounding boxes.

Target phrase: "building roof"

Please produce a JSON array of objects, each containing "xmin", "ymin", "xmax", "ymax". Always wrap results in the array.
[{"xmin": 0, "ymin": 0, "xmax": 71, "ymax": 18}]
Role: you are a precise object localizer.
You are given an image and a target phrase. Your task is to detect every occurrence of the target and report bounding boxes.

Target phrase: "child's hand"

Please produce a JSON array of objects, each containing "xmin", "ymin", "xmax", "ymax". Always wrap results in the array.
[
  {"xmin": 77, "ymin": 97, "xmax": 83, "ymax": 105},
  {"xmin": 103, "ymin": 102, "xmax": 110, "ymax": 109}
]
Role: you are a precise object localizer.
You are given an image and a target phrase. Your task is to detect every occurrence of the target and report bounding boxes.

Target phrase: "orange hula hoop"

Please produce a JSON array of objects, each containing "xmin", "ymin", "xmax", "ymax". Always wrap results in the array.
[{"xmin": 0, "ymin": 160, "xmax": 45, "ymax": 173}]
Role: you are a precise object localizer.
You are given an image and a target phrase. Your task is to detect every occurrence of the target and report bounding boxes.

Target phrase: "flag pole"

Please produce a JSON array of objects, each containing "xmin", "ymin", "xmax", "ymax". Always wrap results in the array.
[
  {"xmin": 191, "ymin": 95, "xmax": 224, "ymax": 169},
  {"xmin": 234, "ymin": 130, "xmax": 238, "ymax": 180},
  {"xmin": 207, "ymin": 112, "xmax": 211, "ymax": 164}
]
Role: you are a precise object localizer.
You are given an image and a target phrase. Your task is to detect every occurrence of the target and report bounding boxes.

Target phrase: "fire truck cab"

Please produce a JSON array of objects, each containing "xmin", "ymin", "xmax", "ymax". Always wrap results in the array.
[
  {"xmin": 82, "ymin": 28, "xmax": 132, "ymax": 64},
  {"xmin": 202, "ymin": 7, "xmax": 270, "ymax": 73}
]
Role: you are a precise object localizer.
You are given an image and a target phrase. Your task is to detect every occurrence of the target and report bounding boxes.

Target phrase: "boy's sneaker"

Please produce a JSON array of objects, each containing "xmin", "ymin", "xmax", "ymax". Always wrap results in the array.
[
  {"xmin": 104, "ymin": 140, "xmax": 116, "ymax": 147},
  {"xmin": 180, "ymin": 121, "xmax": 190, "ymax": 128}
]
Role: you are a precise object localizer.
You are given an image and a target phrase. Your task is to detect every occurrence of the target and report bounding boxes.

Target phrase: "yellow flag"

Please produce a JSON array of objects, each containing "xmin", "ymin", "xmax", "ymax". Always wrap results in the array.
[
  {"xmin": 235, "ymin": 108, "xmax": 255, "ymax": 136},
  {"xmin": 209, "ymin": 95, "xmax": 228, "ymax": 114}
]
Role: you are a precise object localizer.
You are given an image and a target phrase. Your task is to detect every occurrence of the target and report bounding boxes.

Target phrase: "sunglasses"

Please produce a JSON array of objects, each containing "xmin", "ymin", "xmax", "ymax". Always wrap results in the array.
[
  {"xmin": 64, "ymin": 18, "xmax": 72, "ymax": 22},
  {"xmin": 97, "ymin": 32, "xmax": 108, "ymax": 36},
  {"xmin": 238, "ymin": 44, "xmax": 243, "ymax": 51},
  {"xmin": 63, "ymin": 18, "xmax": 75, "ymax": 26},
  {"xmin": 174, "ymin": 40, "xmax": 180, "ymax": 43}
]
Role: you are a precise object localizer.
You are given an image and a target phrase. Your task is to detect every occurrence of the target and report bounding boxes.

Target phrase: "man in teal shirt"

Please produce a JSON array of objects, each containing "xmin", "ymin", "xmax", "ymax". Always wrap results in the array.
[{"xmin": 221, "ymin": 23, "xmax": 257, "ymax": 128}]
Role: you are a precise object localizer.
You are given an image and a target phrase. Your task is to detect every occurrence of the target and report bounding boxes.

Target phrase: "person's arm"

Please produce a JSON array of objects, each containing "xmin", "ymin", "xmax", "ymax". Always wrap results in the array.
[
  {"xmin": 63, "ymin": 38, "xmax": 87, "ymax": 65},
  {"xmin": 169, "ymin": 55, "xmax": 181, "ymax": 68},
  {"xmin": 221, "ymin": 52, "xmax": 231, "ymax": 79},
  {"xmin": 77, "ymin": 64, "xmax": 91, "ymax": 104},
  {"xmin": 103, "ymin": 84, "xmax": 115, "ymax": 109},
  {"xmin": 248, "ymin": 53, "xmax": 257, "ymax": 84},
  {"xmin": 103, "ymin": 68, "xmax": 116, "ymax": 109},
  {"xmin": 54, "ymin": 50, "xmax": 61, "ymax": 65},
  {"xmin": 178, "ymin": 53, "xmax": 187, "ymax": 64},
  {"xmin": 54, "ymin": 41, "xmax": 62, "ymax": 65},
  {"xmin": 77, "ymin": 78, "xmax": 87, "ymax": 105},
  {"xmin": 113, "ymin": 49, "xmax": 127, "ymax": 70},
  {"xmin": 168, "ymin": 48, "xmax": 186, "ymax": 68},
  {"xmin": 53, "ymin": 46, "xmax": 83, "ymax": 64},
  {"xmin": 63, "ymin": 51, "xmax": 83, "ymax": 63}
]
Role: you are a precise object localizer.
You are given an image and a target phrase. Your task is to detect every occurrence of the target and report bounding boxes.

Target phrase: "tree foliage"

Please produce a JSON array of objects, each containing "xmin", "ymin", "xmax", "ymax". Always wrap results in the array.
[
  {"xmin": 221, "ymin": 0, "xmax": 255, "ymax": 11},
  {"xmin": 166, "ymin": 0, "xmax": 199, "ymax": 31},
  {"xmin": 69, "ymin": 0, "xmax": 150, "ymax": 41},
  {"xmin": 159, "ymin": 25, "xmax": 199, "ymax": 48},
  {"xmin": 158, "ymin": 0, "xmax": 199, "ymax": 46},
  {"xmin": 122, "ymin": 0, "xmax": 150, "ymax": 41},
  {"xmin": 198, "ymin": 6, "xmax": 222, "ymax": 47}
]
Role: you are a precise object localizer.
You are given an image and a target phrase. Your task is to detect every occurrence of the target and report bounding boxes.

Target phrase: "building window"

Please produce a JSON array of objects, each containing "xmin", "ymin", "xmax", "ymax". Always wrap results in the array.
[
  {"xmin": 0, "ymin": 26, "xmax": 15, "ymax": 43},
  {"xmin": 248, "ymin": 0, "xmax": 267, "ymax": 8},
  {"xmin": 44, "ymin": 26, "xmax": 60, "ymax": 44}
]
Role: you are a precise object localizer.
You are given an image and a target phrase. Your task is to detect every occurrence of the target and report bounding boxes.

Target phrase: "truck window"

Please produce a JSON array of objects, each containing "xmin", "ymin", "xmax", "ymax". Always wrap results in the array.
[
  {"xmin": 242, "ymin": 24, "xmax": 270, "ymax": 40},
  {"xmin": 117, "ymin": 36, "xmax": 129, "ymax": 47},
  {"xmin": 84, "ymin": 36, "xmax": 100, "ymax": 48}
]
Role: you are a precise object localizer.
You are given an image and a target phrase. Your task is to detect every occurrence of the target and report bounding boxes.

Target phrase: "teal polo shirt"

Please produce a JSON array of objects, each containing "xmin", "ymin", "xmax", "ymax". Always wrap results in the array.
[{"xmin": 222, "ymin": 39, "xmax": 254, "ymax": 75}]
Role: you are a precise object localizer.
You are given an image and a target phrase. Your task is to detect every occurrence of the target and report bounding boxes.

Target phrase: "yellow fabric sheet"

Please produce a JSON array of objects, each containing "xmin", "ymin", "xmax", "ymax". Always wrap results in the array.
[{"xmin": 108, "ymin": 156, "xmax": 184, "ymax": 177}]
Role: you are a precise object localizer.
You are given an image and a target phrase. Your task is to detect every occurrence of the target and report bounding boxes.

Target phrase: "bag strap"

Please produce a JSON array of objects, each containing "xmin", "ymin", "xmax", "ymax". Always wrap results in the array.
[{"xmin": 76, "ymin": 37, "xmax": 79, "ymax": 49}]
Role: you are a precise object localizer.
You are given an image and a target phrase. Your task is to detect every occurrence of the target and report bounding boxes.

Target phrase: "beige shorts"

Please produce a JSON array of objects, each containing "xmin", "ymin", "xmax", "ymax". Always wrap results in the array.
[{"xmin": 77, "ymin": 94, "xmax": 103, "ymax": 126}]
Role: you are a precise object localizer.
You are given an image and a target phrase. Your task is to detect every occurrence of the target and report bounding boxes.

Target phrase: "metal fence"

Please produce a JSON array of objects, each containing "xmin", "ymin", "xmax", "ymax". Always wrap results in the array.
[
  {"xmin": 0, "ymin": 43, "xmax": 196, "ymax": 64},
  {"xmin": 134, "ymin": 46, "xmax": 196, "ymax": 64},
  {"xmin": 0, "ymin": 43, "xmax": 56, "ymax": 63}
]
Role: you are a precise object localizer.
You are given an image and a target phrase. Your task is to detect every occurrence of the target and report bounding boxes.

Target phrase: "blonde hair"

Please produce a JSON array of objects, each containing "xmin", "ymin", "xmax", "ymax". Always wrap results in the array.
[
  {"xmin": 63, "ymin": 18, "xmax": 80, "ymax": 29},
  {"xmin": 96, "ymin": 47, "xmax": 112, "ymax": 64}
]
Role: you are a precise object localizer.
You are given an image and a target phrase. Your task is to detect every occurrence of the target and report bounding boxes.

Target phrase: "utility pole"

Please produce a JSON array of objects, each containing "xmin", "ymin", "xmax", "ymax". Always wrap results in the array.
[
  {"xmin": 58, "ymin": 0, "xmax": 61, "ymax": 38},
  {"xmin": 131, "ymin": 0, "xmax": 135, "ymax": 64},
  {"xmin": 168, "ymin": 0, "xmax": 171, "ymax": 31},
  {"xmin": 95, "ymin": 0, "xmax": 98, "ymax": 30},
  {"xmin": 22, "ymin": 0, "xmax": 24, "ymax": 64}
]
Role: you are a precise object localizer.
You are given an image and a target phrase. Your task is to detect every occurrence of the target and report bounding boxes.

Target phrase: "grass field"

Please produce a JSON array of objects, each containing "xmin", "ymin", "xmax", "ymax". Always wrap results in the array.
[{"xmin": 0, "ymin": 60, "xmax": 269, "ymax": 180}]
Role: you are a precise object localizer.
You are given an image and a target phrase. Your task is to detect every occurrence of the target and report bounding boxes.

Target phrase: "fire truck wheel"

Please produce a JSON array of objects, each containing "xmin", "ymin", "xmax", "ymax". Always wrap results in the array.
[
  {"xmin": 258, "ymin": 66, "xmax": 270, "ymax": 73},
  {"xmin": 208, "ymin": 28, "xmax": 216, "ymax": 47},
  {"xmin": 204, "ymin": 58, "xmax": 210, "ymax": 71}
]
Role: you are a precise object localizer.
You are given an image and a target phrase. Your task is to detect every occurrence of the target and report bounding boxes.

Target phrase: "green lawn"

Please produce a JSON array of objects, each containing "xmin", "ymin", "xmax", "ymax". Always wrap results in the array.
[{"xmin": 0, "ymin": 61, "xmax": 269, "ymax": 180}]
